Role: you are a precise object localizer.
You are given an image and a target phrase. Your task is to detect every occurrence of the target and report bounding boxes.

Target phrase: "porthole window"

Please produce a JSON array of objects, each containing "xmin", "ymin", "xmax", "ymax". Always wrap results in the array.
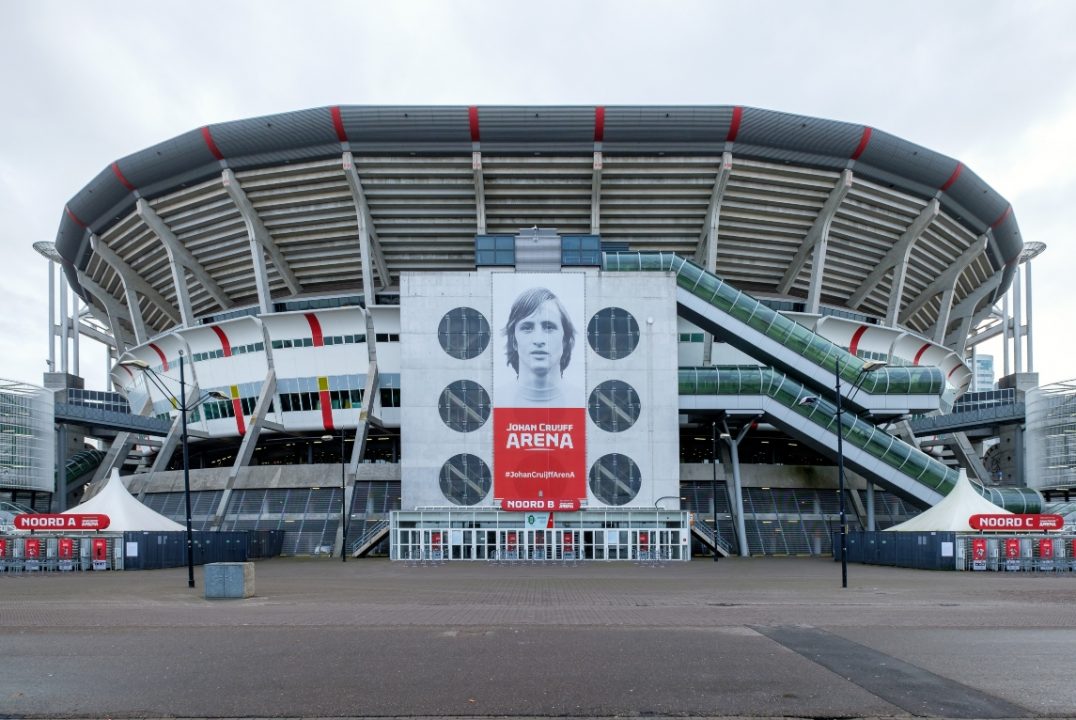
[
  {"xmin": 439, "ymin": 454, "xmax": 491, "ymax": 506},
  {"xmin": 438, "ymin": 380, "xmax": 491, "ymax": 432},
  {"xmin": 587, "ymin": 307, "xmax": 640, "ymax": 360},
  {"xmin": 588, "ymin": 380, "xmax": 641, "ymax": 432},
  {"xmin": 588, "ymin": 453, "xmax": 641, "ymax": 506},
  {"xmin": 438, "ymin": 307, "xmax": 491, "ymax": 360}
]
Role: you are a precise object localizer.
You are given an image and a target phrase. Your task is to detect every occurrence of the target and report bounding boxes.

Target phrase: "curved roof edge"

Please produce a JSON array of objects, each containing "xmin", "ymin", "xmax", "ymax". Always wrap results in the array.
[{"xmin": 53, "ymin": 104, "xmax": 1022, "ymax": 302}]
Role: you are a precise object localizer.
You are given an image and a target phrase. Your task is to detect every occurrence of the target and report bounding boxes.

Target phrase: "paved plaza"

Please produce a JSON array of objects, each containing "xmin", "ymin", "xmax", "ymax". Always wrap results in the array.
[{"xmin": 1, "ymin": 556, "xmax": 1075, "ymax": 719}]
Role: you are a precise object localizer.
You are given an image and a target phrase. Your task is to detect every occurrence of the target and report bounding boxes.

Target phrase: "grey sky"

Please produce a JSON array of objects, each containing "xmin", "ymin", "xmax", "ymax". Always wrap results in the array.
[{"xmin": 1, "ymin": 0, "xmax": 1073, "ymax": 388}]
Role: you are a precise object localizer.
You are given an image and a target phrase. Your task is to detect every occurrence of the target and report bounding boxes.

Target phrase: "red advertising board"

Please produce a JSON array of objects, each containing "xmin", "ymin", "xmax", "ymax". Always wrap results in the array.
[
  {"xmin": 1040, "ymin": 538, "xmax": 1054, "ymax": 559},
  {"xmin": 1005, "ymin": 538, "xmax": 1021, "ymax": 559},
  {"xmin": 493, "ymin": 274, "xmax": 587, "ymax": 511},
  {"xmin": 971, "ymin": 538, "xmax": 987, "ymax": 561},
  {"xmin": 58, "ymin": 538, "xmax": 74, "ymax": 560},
  {"xmin": 494, "ymin": 407, "xmax": 585, "ymax": 510},
  {"xmin": 25, "ymin": 537, "xmax": 41, "ymax": 559},
  {"xmin": 969, "ymin": 514, "xmax": 1064, "ymax": 531},
  {"xmin": 0, "ymin": 538, "xmax": 6, "ymax": 556},
  {"xmin": 14, "ymin": 513, "xmax": 111, "ymax": 531},
  {"xmin": 92, "ymin": 538, "xmax": 108, "ymax": 561}
]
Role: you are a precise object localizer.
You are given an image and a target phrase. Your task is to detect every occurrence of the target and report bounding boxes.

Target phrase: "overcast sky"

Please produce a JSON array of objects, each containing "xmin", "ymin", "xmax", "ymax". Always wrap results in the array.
[{"xmin": 1, "ymin": 0, "xmax": 1074, "ymax": 391}]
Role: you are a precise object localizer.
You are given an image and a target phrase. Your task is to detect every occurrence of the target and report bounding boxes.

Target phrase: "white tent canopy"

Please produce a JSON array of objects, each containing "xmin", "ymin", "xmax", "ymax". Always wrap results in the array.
[
  {"xmin": 885, "ymin": 469, "xmax": 1011, "ymax": 532},
  {"xmin": 63, "ymin": 469, "xmax": 185, "ymax": 532}
]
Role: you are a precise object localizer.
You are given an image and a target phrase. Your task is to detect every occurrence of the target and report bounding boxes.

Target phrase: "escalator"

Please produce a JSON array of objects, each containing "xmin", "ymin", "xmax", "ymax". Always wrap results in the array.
[
  {"xmin": 679, "ymin": 366, "xmax": 1041, "ymax": 513},
  {"xmin": 605, "ymin": 252, "xmax": 945, "ymax": 416}
]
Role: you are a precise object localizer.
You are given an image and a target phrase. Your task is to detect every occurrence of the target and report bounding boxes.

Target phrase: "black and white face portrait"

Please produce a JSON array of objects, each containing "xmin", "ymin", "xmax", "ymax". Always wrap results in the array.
[{"xmin": 493, "ymin": 276, "xmax": 585, "ymax": 408}]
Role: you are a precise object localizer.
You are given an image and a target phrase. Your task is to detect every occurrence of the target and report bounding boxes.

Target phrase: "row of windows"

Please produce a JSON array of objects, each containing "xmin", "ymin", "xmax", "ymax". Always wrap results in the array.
[
  {"xmin": 678, "ymin": 333, "xmax": 705, "ymax": 343},
  {"xmin": 270, "ymin": 333, "xmax": 398, "ymax": 350},
  {"xmin": 173, "ymin": 386, "xmax": 405, "ymax": 422},
  {"xmin": 279, "ymin": 388, "xmax": 400, "ymax": 412},
  {"xmin": 192, "ymin": 342, "xmax": 265, "ymax": 362},
  {"xmin": 475, "ymin": 234, "xmax": 603, "ymax": 267}
]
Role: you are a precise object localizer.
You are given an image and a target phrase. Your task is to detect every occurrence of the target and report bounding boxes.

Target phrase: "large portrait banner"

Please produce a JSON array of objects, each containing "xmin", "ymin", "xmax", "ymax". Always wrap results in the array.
[{"xmin": 492, "ymin": 274, "xmax": 586, "ymax": 511}]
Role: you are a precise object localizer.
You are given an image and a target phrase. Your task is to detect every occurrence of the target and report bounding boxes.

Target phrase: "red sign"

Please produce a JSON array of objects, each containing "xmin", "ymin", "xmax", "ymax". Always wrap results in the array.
[
  {"xmin": 14, "ymin": 513, "xmax": 111, "ymax": 531},
  {"xmin": 58, "ymin": 538, "xmax": 74, "ymax": 559},
  {"xmin": 494, "ymin": 407, "xmax": 585, "ymax": 510},
  {"xmin": 92, "ymin": 538, "xmax": 108, "ymax": 561},
  {"xmin": 25, "ymin": 537, "xmax": 41, "ymax": 558},
  {"xmin": 1040, "ymin": 538, "xmax": 1054, "ymax": 559},
  {"xmin": 971, "ymin": 538, "xmax": 987, "ymax": 561},
  {"xmin": 969, "ymin": 514, "xmax": 1064, "ymax": 531},
  {"xmin": 0, "ymin": 538, "xmax": 5, "ymax": 556},
  {"xmin": 1005, "ymin": 538, "xmax": 1021, "ymax": 559}
]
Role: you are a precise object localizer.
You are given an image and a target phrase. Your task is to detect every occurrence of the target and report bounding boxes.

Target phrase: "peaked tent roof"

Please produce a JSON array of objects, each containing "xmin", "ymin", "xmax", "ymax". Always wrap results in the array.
[
  {"xmin": 63, "ymin": 469, "xmax": 185, "ymax": 532},
  {"xmin": 885, "ymin": 469, "xmax": 1011, "ymax": 532}
]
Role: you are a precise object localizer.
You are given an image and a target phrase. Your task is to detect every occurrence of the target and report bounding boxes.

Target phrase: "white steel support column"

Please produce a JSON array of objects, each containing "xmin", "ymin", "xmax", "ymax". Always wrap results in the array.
[
  {"xmin": 721, "ymin": 417, "xmax": 753, "ymax": 558},
  {"xmin": 945, "ymin": 275, "xmax": 1002, "ymax": 355},
  {"xmin": 71, "ymin": 295, "xmax": 80, "ymax": 376},
  {"xmin": 137, "ymin": 199, "xmax": 234, "ymax": 327},
  {"xmin": 77, "ymin": 272, "xmax": 134, "ymax": 351},
  {"xmin": 698, "ymin": 152, "xmax": 732, "ymax": 365},
  {"xmin": 1002, "ymin": 292, "xmax": 1011, "ymax": 377},
  {"xmin": 47, "ymin": 260, "xmax": 55, "ymax": 371},
  {"xmin": 91, "ymin": 234, "xmax": 177, "ymax": 336},
  {"xmin": 1026, "ymin": 260, "xmax": 1036, "ymax": 373},
  {"xmin": 778, "ymin": 170, "xmax": 853, "ymax": 312},
  {"xmin": 222, "ymin": 168, "xmax": 302, "ymax": 312},
  {"xmin": 590, "ymin": 151, "xmax": 602, "ymax": 235},
  {"xmin": 342, "ymin": 153, "xmax": 391, "ymax": 307},
  {"xmin": 1012, "ymin": 268, "xmax": 1023, "ymax": 373},
  {"xmin": 474, "ymin": 150, "xmax": 487, "ymax": 235},
  {"xmin": 849, "ymin": 199, "xmax": 939, "ymax": 323},
  {"xmin": 59, "ymin": 267, "xmax": 69, "ymax": 374},
  {"xmin": 901, "ymin": 235, "xmax": 987, "ymax": 327}
]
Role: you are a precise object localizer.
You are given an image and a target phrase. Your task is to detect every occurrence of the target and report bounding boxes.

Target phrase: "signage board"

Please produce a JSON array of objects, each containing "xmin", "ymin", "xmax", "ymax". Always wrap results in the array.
[
  {"xmin": 1004, "ymin": 537, "xmax": 1022, "ymax": 571},
  {"xmin": 969, "ymin": 514, "xmax": 1064, "ymax": 532},
  {"xmin": 14, "ymin": 513, "xmax": 111, "ymax": 531},
  {"xmin": 971, "ymin": 538, "xmax": 987, "ymax": 571},
  {"xmin": 1039, "ymin": 538, "xmax": 1055, "ymax": 571},
  {"xmin": 492, "ymin": 274, "xmax": 586, "ymax": 511}
]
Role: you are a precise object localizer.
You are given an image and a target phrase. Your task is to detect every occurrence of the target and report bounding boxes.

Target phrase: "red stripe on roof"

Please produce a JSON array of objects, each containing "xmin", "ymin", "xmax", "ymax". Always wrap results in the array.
[
  {"xmin": 111, "ymin": 162, "xmax": 136, "ymax": 192},
  {"xmin": 468, "ymin": 106, "xmax": 480, "ymax": 142},
  {"xmin": 726, "ymin": 106, "xmax": 743, "ymax": 142},
  {"xmin": 594, "ymin": 106, "xmax": 605, "ymax": 142},
  {"xmin": 65, "ymin": 206, "xmax": 87, "ymax": 228},
  {"xmin": 201, "ymin": 126, "xmax": 224, "ymax": 160},
  {"xmin": 209, "ymin": 325, "xmax": 232, "ymax": 357},
  {"xmin": 148, "ymin": 343, "xmax": 169, "ymax": 372},
  {"xmin": 939, "ymin": 162, "xmax": 964, "ymax": 191},
  {"xmin": 912, "ymin": 343, "xmax": 931, "ymax": 366},
  {"xmin": 330, "ymin": 106, "xmax": 348, "ymax": 142},
  {"xmin": 119, "ymin": 365, "xmax": 133, "ymax": 379},
  {"xmin": 850, "ymin": 127, "xmax": 873, "ymax": 160},
  {"xmin": 319, "ymin": 388, "xmax": 335, "ymax": 432},
  {"xmin": 848, "ymin": 325, "xmax": 869, "ymax": 356},
  {"xmin": 304, "ymin": 313, "xmax": 324, "ymax": 347},
  {"xmin": 991, "ymin": 205, "xmax": 1012, "ymax": 229},
  {"xmin": 947, "ymin": 363, "xmax": 963, "ymax": 380}
]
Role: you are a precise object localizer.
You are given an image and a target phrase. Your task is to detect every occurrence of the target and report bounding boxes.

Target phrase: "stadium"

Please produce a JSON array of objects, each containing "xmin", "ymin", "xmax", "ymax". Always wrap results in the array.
[{"xmin": 32, "ymin": 104, "xmax": 1059, "ymax": 560}]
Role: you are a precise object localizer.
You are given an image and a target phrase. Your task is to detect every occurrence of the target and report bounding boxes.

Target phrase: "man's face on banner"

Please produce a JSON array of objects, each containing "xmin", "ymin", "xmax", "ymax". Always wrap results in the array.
[{"xmin": 514, "ymin": 299, "xmax": 565, "ymax": 378}]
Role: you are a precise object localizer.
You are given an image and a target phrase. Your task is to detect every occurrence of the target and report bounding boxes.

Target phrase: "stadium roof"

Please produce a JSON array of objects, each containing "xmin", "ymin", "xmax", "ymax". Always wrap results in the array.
[{"xmin": 52, "ymin": 105, "xmax": 1022, "ymax": 346}]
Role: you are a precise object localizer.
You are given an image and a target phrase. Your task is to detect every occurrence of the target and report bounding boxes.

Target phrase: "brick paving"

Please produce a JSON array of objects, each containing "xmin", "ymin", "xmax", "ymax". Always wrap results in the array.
[{"xmin": 1, "ymin": 557, "xmax": 1074, "ymax": 718}]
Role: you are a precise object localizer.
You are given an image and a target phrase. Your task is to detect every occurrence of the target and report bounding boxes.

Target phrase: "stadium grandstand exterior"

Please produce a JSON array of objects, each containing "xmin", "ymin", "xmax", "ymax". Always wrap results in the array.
[{"xmin": 40, "ymin": 105, "xmax": 1050, "ymax": 559}]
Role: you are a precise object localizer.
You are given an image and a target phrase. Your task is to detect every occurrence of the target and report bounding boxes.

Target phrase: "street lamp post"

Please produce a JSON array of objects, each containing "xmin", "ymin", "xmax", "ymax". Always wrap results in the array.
[
  {"xmin": 324, "ymin": 431, "xmax": 348, "ymax": 562},
  {"xmin": 120, "ymin": 352, "xmax": 227, "ymax": 589},
  {"xmin": 711, "ymin": 421, "xmax": 720, "ymax": 563},
  {"xmin": 800, "ymin": 357, "xmax": 885, "ymax": 589}
]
